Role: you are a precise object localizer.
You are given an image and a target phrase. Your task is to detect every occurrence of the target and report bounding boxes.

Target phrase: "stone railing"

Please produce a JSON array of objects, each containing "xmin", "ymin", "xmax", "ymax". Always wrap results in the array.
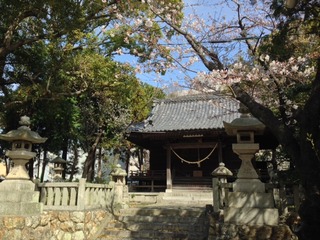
[{"xmin": 37, "ymin": 178, "xmax": 115, "ymax": 211}]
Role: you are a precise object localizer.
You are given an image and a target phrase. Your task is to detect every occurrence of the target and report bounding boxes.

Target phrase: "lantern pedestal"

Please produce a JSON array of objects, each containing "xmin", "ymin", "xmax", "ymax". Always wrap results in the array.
[
  {"xmin": 223, "ymin": 108, "xmax": 278, "ymax": 226},
  {"xmin": 0, "ymin": 151, "xmax": 41, "ymax": 215},
  {"xmin": 224, "ymin": 143, "xmax": 278, "ymax": 225},
  {"xmin": 231, "ymin": 143, "xmax": 266, "ymax": 193},
  {"xmin": 0, "ymin": 180, "xmax": 42, "ymax": 215}
]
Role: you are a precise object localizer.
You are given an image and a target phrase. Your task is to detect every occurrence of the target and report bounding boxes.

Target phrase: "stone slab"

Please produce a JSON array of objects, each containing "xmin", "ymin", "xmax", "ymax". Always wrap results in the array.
[
  {"xmin": 233, "ymin": 179, "xmax": 266, "ymax": 193},
  {"xmin": 232, "ymin": 143, "xmax": 259, "ymax": 155},
  {"xmin": 129, "ymin": 194, "xmax": 158, "ymax": 204},
  {"xmin": 224, "ymin": 207, "xmax": 279, "ymax": 226},
  {"xmin": 227, "ymin": 192, "xmax": 275, "ymax": 208},
  {"xmin": 0, "ymin": 190, "xmax": 39, "ymax": 202},
  {"xmin": 0, "ymin": 180, "xmax": 36, "ymax": 191},
  {"xmin": 0, "ymin": 202, "xmax": 42, "ymax": 215}
]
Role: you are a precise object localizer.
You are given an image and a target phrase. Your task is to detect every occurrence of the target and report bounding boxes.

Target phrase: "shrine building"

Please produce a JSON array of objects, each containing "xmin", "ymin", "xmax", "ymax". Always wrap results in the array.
[{"xmin": 126, "ymin": 94, "xmax": 278, "ymax": 192}]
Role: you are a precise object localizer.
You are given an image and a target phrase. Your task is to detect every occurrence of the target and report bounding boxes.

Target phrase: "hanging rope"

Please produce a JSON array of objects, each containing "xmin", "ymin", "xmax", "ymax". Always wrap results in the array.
[{"xmin": 170, "ymin": 143, "xmax": 218, "ymax": 167}]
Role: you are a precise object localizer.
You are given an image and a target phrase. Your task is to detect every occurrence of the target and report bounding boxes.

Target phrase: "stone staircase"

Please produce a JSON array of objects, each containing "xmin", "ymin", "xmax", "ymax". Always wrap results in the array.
[
  {"xmin": 161, "ymin": 189, "xmax": 213, "ymax": 206},
  {"xmin": 95, "ymin": 205, "xmax": 209, "ymax": 240}
]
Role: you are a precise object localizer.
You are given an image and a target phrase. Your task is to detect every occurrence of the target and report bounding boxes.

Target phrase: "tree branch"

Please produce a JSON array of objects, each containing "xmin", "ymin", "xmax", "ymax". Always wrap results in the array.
[
  {"xmin": 150, "ymin": 8, "xmax": 224, "ymax": 70},
  {"xmin": 230, "ymin": 82, "xmax": 301, "ymax": 164}
]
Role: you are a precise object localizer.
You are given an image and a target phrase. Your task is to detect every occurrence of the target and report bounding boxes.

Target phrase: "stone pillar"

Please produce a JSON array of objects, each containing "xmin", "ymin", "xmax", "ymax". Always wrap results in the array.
[{"xmin": 232, "ymin": 143, "xmax": 265, "ymax": 193}]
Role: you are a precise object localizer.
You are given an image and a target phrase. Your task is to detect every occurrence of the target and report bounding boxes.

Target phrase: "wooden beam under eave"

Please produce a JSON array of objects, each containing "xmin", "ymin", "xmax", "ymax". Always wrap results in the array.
[{"xmin": 164, "ymin": 142, "xmax": 218, "ymax": 149}]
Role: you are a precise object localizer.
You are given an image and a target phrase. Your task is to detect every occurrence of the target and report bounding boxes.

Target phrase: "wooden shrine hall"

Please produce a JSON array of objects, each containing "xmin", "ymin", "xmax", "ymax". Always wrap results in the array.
[{"xmin": 126, "ymin": 94, "xmax": 277, "ymax": 192}]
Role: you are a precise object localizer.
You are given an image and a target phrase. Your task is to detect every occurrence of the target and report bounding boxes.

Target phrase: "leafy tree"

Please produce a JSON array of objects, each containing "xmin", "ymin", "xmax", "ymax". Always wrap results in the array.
[
  {"xmin": 0, "ymin": 0, "xmax": 183, "ymax": 99},
  {"xmin": 0, "ymin": 0, "xmax": 174, "ymax": 181}
]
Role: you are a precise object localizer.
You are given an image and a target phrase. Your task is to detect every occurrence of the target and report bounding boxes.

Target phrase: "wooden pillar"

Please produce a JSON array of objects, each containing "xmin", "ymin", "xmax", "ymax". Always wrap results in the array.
[
  {"xmin": 166, "ymin": 147, "xmax": 172, "ymax": 192},
  {"xmin": 218, "ymin": 140, "xmax": 223, "ymax": 163}
]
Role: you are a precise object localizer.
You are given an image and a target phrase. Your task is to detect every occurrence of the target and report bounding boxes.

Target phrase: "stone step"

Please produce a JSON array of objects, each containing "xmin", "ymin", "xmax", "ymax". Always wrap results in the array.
[
  {"xmin": 98, "ymin": 229, "xmax": 205, "ymax": 240},
  {"xmin": 161, "ymin": 198, "xmax": 212, "ymax": 206},
  {"xmin": 161, "ymin": 191, "xmax": 213, "ymax": 205},
  {"xmin": 118, "ymin": 215, "xmax": 207, "ymax": 224},
  {"xmin": 128, "ymin": 190, "xmax": 214, "ymax": 206},
  {"xmin": 168, "ymin": 191, "xmax": 212, "ymax": 197},
  {"xmin": 106, "ymin": 221, "xmax": 207, "ymax": 232},
  {"xmin": 96, "ymin": 205, "xmax": 209, "ymax": 240},
  {"xmin": 162, "ymin": 194, "xmax": 212, "ymax": 200},
  {"xmin": 172, "ymin": 186, "xmax": 212, "ymax": 191},
  {"xmin": 128, "ymin": 193, "xmax": 158, "ymax": 204},
  {"xmin": 119, "ymin": 206, "xmax": 204, "ymax": 217}
]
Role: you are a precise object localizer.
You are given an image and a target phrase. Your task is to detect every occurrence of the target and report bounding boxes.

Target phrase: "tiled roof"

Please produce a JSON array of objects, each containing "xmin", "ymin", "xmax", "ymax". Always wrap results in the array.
[{"xmin": 129, "ymin": 94, "xmax": 241, "ymax": 133}]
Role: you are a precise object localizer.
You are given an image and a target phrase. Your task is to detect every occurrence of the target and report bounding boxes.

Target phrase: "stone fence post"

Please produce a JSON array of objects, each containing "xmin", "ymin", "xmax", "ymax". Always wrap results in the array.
[
  {"xmin": 212, "ymin": 178, "xmax": 220, "ymax": 212},
  {"xmin": 77, "ymin": 178, "xmax": 86, "ymax": 210},
  {"xmin": 212, "ymin": 163, "xmax": 233, "ymax": 212}
]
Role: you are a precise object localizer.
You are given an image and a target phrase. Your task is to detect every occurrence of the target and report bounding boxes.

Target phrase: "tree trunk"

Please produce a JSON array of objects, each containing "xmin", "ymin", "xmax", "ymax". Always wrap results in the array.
[
  {"xmin": 40, "ymin": 150, "xmax": 48, "ymax": 182},
  {"xmin": 27, "ymin": 158, "xmax": 34, "ymax": 179},
  {"xmin": 82, "ymin": 131, "xmax": 103, "ymax": 181},
  {"xmin": 69, "ymin": 144, "xmax": 78, "ymax": 182},
  {"xmin": 295, "ymin": 61, "xmax": 320, "ymax": 239},
  {"xmin": 62, "ymin": 143, "xmax": 68, "ymax": 180},
  {"xmin": 5, "ymin": 156, "xmax": 10, "ymax": 175},
  {"xmin": 89, "ymin": 150, "xmax": 96, "ymax": 181},
  {"xmin": 97, "ymin": 146, "xmax": 102, "ymax": 179}
]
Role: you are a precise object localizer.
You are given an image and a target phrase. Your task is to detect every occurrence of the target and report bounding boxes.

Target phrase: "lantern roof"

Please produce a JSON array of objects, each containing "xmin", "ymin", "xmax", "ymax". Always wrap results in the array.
[
  {"xmin": 212, "ymin": 162, "xmax": 233, "ymax": 177},
  {"xmin": 0, "ymin": 116, "xmax": 47, "ymax": 143},
  {"xmin": 51, "ymin": 157, "xmax": 67, "ymax": 164},
  {"xmin": 223, "ymin": 104, "xmax": 265, "ymax": 136},
  {"xmin": 111, "ymin": 164, "xmax": 127, "ymax": 176}
]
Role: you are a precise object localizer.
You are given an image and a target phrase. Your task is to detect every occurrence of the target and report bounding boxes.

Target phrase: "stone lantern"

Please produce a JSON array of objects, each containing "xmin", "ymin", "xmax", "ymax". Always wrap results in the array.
[
  {"xmin": 51, "ymin": 156, "xmax": 67, "ymax": 181},
  {"xmin": 0, "ymin": 115, "xmax": 47, "ymax": 180},
  {"xmin": 111, "ymin": 164, "xmax": 127, "ymax": 185},
  {"xmin": 0, "ymin": 115, "xmax": 47, "ymax": 215},
  {"xmin": 110, "ymin": 164, "xmax": 128, "ymax": 205},
  {"xmin": 212, "ymin": 162, "xmax": 233, "ymax": 180},
  {"xmin": 223, "ymin": 104, "xmax": 265, "ymax": 191},
  {"xmin": 222, "ymin": 104, "xmax": 278, "ymax": 226}
]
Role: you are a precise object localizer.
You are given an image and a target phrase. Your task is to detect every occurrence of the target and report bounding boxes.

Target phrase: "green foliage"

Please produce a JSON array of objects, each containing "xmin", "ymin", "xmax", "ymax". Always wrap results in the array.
[
  {"xmin": 262, "ymin": 0, "xmax": 320, "ymax": 61},
  {"xmin": 0, "ymin": 0, "xmax": 172, "ymax": 179}
]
